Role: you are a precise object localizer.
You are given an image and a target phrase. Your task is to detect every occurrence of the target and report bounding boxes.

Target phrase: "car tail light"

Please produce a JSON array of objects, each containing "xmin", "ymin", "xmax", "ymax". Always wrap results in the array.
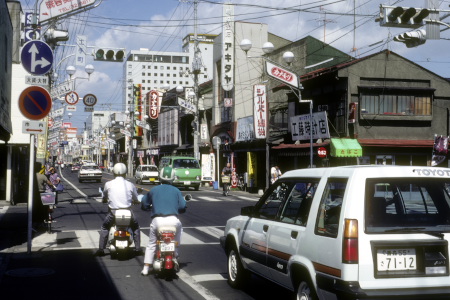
[
  {"xmin": 343, "ymin": 219, "xmax": 358, "ymax": 263},
  {"xmin": 115, "ymin": 230, "xmax": 130, "ymax": 238}
]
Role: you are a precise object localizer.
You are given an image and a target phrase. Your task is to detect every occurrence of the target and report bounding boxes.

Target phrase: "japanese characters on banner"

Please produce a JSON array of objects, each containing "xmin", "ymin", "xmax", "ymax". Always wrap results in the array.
[
  {"xmin": 290, "ymin": 111, "xmax": 330, "ymax": 141},
  {"xmin": 40, "ymin": 0, "xmax": 96, "ymax": 23},
  {"xmin": 134, "ymin": 84, "xmax": 142, "ymax": 137},
  {"xmin": 431, "ymin": 134, "xmax": 449, "ymax": 166},
  {"xmin": 221, "ymin": 4, "xmax": 234, "ymax": 91},
  {"xmin": 76, "ymin": 35, "xmax": 87, "ymax": 66},
  {"xmin": 253, "ymin": 85, "xmax": 267, "ymax": 139},
  {"xmin": 201, "ymin": 153, "xmax": 215, "ymax": 181},
  {"xmin": 148, "ymin": 90, "xmax": 160, "ymax": 119}
]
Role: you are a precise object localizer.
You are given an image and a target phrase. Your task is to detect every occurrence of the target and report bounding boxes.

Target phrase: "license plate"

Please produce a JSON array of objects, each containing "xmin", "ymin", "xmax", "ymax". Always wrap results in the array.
[
  {"xmin": 88, "ymin": 174, "xmax": 94, "ymax": 176},
  {"xmin": 116, "ymin": 240, "xmax": 128, "ymax": 248},
  {"xmin": 184, "ymin": 181, "xmax": 191, "ymax": 185},
  {"xmin": 377, "ymin": 248, "xmax": 416, "ymax": 271},
  {"xmin": 160, "ymin": 242, "xmax": 175, "ymax": 252},
  {"xmin": 150, "ymin": 178, "xmax": 155, "ymax": 181}
]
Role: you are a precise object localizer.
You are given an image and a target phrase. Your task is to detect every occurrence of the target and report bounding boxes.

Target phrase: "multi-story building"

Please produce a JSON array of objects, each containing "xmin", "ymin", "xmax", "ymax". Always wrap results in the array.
[{"xmin": 122, "ymin": 33, "xmax": 217, "ymax": 108}]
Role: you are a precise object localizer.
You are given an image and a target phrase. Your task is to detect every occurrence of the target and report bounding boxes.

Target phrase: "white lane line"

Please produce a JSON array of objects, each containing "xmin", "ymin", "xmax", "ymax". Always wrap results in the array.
[
  {"xmin": 236, "ymin": 196, "xmax": 258, "ymax": 201},
  {"xmin": 60, "ymin": 173, "xmax": 87, "ymax": 197},
  {"xmin": 178, "ymin": 269, "xmax": 221, "ymax": 300},
  {"xmin": 194, "ymin": 227, "xmax": 224, "ymax": 240},
  {"xmin": 191, "ymin": 274, "xmax": 227, "ymax": 282},
  {"xmin": 197, "ymin": 196, "xmax": 222, "ymax": 202}
]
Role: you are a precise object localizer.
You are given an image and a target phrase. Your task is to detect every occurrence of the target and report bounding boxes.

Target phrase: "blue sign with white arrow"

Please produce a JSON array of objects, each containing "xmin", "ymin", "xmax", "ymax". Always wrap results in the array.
[{"xmin": 21, "ymin": 40, "xmax": 53, "ymax": 76}]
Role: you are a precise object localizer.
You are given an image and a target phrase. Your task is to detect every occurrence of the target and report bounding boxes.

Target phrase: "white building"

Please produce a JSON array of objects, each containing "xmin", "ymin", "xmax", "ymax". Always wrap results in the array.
[{"xmin": 122, "ymin": 33, "xmax": 217, "ymax": 108}]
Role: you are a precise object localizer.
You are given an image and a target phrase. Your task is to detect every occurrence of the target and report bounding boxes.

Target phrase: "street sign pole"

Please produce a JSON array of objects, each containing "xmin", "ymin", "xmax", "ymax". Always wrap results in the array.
[{"xmin": 27, "ymin": 134, "xmax": 35, "ymax": 254}]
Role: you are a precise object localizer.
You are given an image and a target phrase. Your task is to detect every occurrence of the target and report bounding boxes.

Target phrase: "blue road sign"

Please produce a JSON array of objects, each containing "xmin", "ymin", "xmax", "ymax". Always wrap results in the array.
[
  {"xmin": 18, "ymin": 86, "xmax": 52, "ymax": 120},
  {"xmin": 21, "ymin": 40, "xmax": 53, "ymax": 75}
]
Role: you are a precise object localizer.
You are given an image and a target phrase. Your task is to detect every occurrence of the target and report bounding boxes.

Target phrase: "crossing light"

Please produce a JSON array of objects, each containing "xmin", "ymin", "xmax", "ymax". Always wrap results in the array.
[
  {"xmin": 380, "ymin": 5, "xmax": 429, "ymax": 28},
  {"xmin": 93, "ymin": 48, "xmax": 126, "ymax": 62},
  {"xmin": 393, "ymin": 29, "xmax": 426, "ymax": 48},
  {"xmin": 44, "ymin": 28, "xmax": 69, "ymax": 48}
]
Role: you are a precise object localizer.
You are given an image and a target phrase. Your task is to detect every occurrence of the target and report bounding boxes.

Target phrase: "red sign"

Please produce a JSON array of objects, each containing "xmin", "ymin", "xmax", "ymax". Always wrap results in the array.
[
  {"xmin": 48, "ymin": 117, "xmax": 54, "ymax": 127},
  {"xmin": 18, "ymin": 86, "xmax": 52, "ymax": 120},
  {"xmin": 148, "ymin": 90, "xmax": 159, "ymax": 119},
  {"xmin": 318, "ymin": 147, "xmax": 327, "ymax": 158}
]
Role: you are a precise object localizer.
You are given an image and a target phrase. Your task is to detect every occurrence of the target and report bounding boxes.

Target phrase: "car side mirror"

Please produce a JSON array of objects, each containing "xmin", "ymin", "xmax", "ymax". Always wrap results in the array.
[{"xmin": 241, "ymin": 205, "xmax": 255, "ymax": 217}]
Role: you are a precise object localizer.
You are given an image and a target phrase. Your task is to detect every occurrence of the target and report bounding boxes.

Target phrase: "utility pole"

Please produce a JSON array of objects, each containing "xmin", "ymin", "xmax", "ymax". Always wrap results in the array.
[
  {"xmin": 128, "ymin": 81, "xmax": 135, "ymax": 177},
  {"xmin": 192, "ymin": 0, "xmax": 201, "ymax": 160}
]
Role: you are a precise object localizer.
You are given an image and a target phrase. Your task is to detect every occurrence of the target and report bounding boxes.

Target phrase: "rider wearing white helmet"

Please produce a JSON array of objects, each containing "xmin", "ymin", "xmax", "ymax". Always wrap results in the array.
[{"xmin": 95, "ymin": 163, "xmax": 141, "ymax": 256}]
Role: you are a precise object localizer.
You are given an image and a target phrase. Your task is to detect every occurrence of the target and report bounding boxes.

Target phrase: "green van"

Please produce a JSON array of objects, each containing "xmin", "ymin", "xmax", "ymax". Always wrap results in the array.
[{"xmin": 158, "ymin": 156, "xmax": 202, "ymax": 190}]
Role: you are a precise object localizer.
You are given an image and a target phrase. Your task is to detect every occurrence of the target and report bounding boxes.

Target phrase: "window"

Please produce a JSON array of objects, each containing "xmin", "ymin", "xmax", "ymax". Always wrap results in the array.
[
  {"xmin": 365, "ymin": 179, "xmax": 450, "ymax": 231},
  {"xmin": 316, "ymin": 179, "xmax": 348, "ymax": 237},
  {"xmin": 142, "ymin": 72, "xmax": 145, "ymax": 76},
  {"xmin": 256, "ymin": 182, "xmax": 290, "ymax": 220},
  {"xmin": 360, "ymin": 92, "xmax": 432, "ymax": 116},
  {"xmin": 142, "ymin": 65, "xmax": 146, "ymax": 69},
  {"xmin": 280, "ymin": 181, "xmax": 318, "ymax": 225}
]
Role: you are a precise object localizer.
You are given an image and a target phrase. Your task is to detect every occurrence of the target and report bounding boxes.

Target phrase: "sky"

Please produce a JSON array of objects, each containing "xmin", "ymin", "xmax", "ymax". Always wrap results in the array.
[{"xmin": 18, "ymin": 0, "xmax": 450, "ymax": 131}]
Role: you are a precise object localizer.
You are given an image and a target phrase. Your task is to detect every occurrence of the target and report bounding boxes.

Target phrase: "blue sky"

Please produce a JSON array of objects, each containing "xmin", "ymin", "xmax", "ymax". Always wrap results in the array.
[{"xmin": 18, "ymin": 0, "xmax": 450, "ymax": 131}]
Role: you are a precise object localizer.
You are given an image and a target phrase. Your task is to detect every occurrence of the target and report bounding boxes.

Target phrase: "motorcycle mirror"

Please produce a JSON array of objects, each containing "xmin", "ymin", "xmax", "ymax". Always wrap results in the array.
[{"xmin": 184, "ymin": 194, "xmax": 192, "ymax": 201}]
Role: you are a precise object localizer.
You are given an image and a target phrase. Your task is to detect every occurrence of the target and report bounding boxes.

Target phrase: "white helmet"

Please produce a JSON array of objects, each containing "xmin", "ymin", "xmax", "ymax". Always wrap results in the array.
[{"xmin": 113, "ymin": 163, "xmax": 127, "ymax": 176}]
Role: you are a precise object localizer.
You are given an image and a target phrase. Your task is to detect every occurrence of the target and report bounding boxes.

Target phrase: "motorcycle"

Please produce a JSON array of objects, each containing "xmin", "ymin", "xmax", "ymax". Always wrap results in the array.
[
  {"xmin": 152, "ymin": 194, "xmax": 191, "ymax": 277},
  {"xmin": 100, "ymin": 187, "xmax": 141, "ymax": 259}
]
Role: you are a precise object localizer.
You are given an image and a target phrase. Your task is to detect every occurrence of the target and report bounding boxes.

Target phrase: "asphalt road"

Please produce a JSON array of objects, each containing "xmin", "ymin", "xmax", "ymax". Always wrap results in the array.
[{"xmin": 0, "ymin": 169, "xmax": 293, "ymax": 299}]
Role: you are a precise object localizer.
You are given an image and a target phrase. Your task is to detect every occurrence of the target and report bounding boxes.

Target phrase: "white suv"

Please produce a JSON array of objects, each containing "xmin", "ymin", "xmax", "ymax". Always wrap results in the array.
[{"xmin": 220, "ymin": 166, "xmax": 450, "ymax": 299}]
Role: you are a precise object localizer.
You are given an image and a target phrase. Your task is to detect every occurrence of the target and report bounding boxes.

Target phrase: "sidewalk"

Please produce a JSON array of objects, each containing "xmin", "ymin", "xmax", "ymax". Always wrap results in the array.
[{"xmin": 0, "ymin": 200, "xmax": 123, "ymax": 300}]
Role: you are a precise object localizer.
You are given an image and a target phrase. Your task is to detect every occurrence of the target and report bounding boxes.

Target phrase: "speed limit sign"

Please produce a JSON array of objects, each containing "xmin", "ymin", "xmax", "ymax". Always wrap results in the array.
[
  {"xmin": 83, "ymin": 93, "xmax": 97, "ymax": 106},
  {"xmin": 318, "ymin": 147, "xmax": 327, "ymax": 158}
]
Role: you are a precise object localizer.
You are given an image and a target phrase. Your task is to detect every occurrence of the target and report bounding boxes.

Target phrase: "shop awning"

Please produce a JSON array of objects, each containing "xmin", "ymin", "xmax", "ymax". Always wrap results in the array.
[{"xmin": 330, "ymin": 138, "xmax": 362, "ymax": 157}]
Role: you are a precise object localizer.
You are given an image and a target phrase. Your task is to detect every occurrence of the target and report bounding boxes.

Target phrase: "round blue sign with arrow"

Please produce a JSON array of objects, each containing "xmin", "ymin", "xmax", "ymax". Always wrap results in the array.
[
  {"xmin": 18, "ymin": 86, "xmax": 52, "ymax": 120},
  {"xmin": 21, "ymin": 40, "xmax": 54, "ymax": 75}
]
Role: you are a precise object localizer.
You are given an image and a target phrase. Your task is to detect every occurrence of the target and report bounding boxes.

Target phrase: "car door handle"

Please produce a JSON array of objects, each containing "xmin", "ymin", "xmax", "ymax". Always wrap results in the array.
[
  {"xmin": 291, "ymin": 231, "xmax": 298, "ymax": 239},
  {"xmin": 263, "ymin": 225, "xmax": 269, "ymax": 232}
]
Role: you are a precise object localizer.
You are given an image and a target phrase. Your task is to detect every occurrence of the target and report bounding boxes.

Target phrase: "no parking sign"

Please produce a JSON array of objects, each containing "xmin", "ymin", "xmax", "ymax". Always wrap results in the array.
[{"xmin": 18, "ymin": 86, "xmax": 52, "ymax": 120}]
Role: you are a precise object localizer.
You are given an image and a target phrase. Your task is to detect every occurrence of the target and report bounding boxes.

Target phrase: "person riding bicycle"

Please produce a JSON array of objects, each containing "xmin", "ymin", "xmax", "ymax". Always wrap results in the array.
[
  {"xmin": 95, "ymin": 163, "xmax": 141, "ymax": 257},
  {"xmin": 221, "ymin": 162, "xmax": 232, "ymax": 196},
  {"xmin": 140, "ymin": 177, "xmax": 187, "ymax": 275}
]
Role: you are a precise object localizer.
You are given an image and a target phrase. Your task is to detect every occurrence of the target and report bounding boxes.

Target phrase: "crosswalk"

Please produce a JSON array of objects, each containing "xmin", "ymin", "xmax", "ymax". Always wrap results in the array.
[
  {"xmin": 9, "ymin": 225, "xmax": 225, "ymax": 252},
  {"xmin": 91, "ymin": 194, "xmax": 259, "ymax": 203}
]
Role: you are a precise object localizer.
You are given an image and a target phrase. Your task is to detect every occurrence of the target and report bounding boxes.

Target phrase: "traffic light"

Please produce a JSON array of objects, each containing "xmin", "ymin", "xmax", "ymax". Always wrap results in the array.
[
  {"xmin": 393, "ymin": 29, "xmax": 426, "ymax": 48},
  {"xmin": 44, "ymin": 28, "xmax": 69, "ymax": 48},
  {"xmin": 380, "ymin": 5, "xmax": 429, "ymax": 28},
  {"xmin": 93, "ymin": 48, "xmax": 126, "ymax": 62}
]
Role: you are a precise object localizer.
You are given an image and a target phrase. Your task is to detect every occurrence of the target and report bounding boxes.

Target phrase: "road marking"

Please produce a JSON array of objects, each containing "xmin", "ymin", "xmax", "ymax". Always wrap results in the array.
[
  {"xmin": 191, "ymin": 274, "xmax": 227, "ymax": 282},
  {"xmin": 236, "ymin": 196, "xmax": 258, "ymax": 201},
  {"xmin": 178, "ymin": 269, "xmax": 221, "ymax": 300},
  {"xmin": 197, "ymin": 196, "xmax": 222, "ymax": 202}
]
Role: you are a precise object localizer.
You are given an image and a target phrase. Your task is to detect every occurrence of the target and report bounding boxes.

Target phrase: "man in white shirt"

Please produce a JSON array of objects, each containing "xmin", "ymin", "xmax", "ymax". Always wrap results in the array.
[{"xmin": 95, "ymin": 163, "xmax": 141, "ymax": 256}]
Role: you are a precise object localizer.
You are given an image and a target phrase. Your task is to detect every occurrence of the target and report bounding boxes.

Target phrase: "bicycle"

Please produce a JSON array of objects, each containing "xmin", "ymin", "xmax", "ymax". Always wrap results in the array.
[
  {"xmin": 222, "ymin": 175, "xmax": 231, "ymax": 196},
  {"xmin": 41, "ymin": 192, "xmax": 56, "ymax": 233}
]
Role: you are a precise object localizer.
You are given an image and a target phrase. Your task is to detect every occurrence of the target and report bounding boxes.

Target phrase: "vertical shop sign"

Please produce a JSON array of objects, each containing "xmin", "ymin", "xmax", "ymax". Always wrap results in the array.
[
  {"xmin": 254, "ymin": 85, "xmax": 267, "ymax": 139},
  {"xmin": 149, "ymin": 90, "xmax": 160, "ymax": 119},
  {"xmin": 221, "ymin": 4, "xmax": 234, "ymax": 91}
]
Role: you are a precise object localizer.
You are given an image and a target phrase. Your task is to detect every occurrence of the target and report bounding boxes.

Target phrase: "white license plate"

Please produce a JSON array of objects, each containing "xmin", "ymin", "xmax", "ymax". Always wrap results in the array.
[
  {"xmin": 88, "ymin": 174, "xmax": 94, "ymax": 176},
  {"xmin": 160, "ymin": 242, "xmax": 175, "ymax": 252},
  {"xmin": 377, "ymin": 248, "xmax": 416, "ymax": 271},
  {"xmin": 116, "ymin": 240, "xmax": 128, "ymax": 248},
  {"xmin": 184, "ymin": 181, "xmax": 191, "ymax": 185}
]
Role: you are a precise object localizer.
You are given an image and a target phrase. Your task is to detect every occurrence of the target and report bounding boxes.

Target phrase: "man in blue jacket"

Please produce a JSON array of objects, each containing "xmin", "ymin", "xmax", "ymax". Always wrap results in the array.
[{"xmin": 140, "ymin": 178, "xmax": 186, "ymax": 275}]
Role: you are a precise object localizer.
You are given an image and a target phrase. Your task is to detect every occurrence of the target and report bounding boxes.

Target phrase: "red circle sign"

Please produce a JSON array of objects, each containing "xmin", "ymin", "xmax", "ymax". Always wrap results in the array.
[
  {"xmin": 18, "ymin": 86, "xmax": 52, "ymax": 120},
  {"xmin": 318, "ymin": 147, "xmax": 327, "ymax": 158}
]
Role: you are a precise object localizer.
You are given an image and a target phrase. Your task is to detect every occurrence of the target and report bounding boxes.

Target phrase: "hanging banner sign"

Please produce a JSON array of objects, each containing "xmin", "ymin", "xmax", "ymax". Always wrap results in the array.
[
  {"xmin": 50, "ymin": 80, "xmax": 74, "ymax": 99},
  {"xmin": 148, "ymin": 90, "xmax": 160, "ymax": 119},
  {"xmin": 50, "ymin": 107, "xmax": 64, "ymax": 118},
  {"xmin": 221, "ymin": 4, "xmax": 234, "ymax": 91},
  {"xmin": 253, "ymin": 85, "xmax": 267, "ymax": 139},
  {"xmin": 265, "ymin": 61, "xmax": 300, "ymax": 89},
  {"xmin": 40, "ymin": 0, "xmax": 96, "ymax": 23}
]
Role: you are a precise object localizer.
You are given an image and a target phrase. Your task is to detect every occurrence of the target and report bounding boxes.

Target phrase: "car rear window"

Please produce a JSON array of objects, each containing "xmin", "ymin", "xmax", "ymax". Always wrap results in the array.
[
  {"xmin": 365, "ymin": 178, "xmax": 450, "ymax": 233},
  {"xmin": 173, "ymin": 159, "xmax": 199, "ymax": 169},
  {"xmin": 142, "ymin": 166, "xmax": 157, "ymax": 171}
]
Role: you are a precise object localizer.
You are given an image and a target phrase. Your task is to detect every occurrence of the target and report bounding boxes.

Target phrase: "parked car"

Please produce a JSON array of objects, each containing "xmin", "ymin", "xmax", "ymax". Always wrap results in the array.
[
  {"xmin": 220, "ymin": 166, "xmax": 450, "ymax": 299},
  {"xmin": 158, "ymin": 156, "xmax": 201, "ymax": 191},
  {"xmin": 135, "ymin": 165, "xmax": 159, "ymax": 184},
  {"xmin": 71, "ymin": 164, "xmax": 81, "ymax": 173},
  {"xmin": 78, "ymin": 163, "xmax": 102, "ymax": 183}
]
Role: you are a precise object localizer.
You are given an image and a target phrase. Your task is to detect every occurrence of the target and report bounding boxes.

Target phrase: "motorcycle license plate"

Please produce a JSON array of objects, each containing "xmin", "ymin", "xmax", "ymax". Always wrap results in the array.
[
  {"xmin": 160, "ymin": 242, "xmax": 175, "ymax": 252},
  {"xmin": 116, "ymin": 240, "xmax": 128, "ymax": 248}
]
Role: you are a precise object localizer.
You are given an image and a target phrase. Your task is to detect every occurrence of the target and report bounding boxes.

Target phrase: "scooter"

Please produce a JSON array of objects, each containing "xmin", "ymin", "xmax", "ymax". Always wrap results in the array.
[
  {"xmin": 152, "ymin": 194, "xmax": 191, "ymax": 277},
  {"xmin": 100, "ymin": 187, "xmax": 141, "ymax": 260},
  {"xmin": 108, "ymin": 208, "xmax": 134, "ymax": 259}
]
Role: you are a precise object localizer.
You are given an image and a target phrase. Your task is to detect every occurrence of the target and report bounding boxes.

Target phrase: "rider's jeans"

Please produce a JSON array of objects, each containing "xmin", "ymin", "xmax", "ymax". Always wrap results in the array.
[{"xmin": 144, "ymin": 215, "xmax": 182, "ymax": 265}]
